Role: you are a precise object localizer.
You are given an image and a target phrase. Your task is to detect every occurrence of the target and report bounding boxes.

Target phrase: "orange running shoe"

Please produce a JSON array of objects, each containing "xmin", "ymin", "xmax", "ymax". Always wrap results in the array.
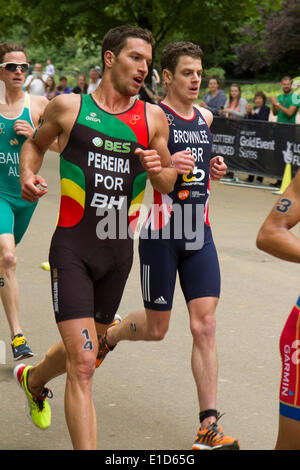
[
  {"xmin": 192, "ymin": 420, "xmax": 240, "ymax": 450},
  {"xmin": 95, "ymin": 314, "xmax": 121, "ymax": 368}
]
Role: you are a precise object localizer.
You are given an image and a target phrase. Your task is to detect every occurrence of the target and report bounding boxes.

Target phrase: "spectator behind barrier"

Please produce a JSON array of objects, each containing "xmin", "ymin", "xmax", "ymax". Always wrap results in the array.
[
  {"xmin": 56, "ymin": 76, "xmax": 72, "ymax": 95},
  {"xmin": 45, "ymin": 76, "xmax": 56, "ymax": 100},
  {"xmin": 199, "ymin": 77, "xmax": 227, "ymax": 116},
  {"xmin": 270, "ymin": 76, "xmax": 300, "ymax": 124},
  {"xmin": 219, "ymin": 83, "xmax": 247, "ymax": 119},
  {"xmin": 245, "ymin": 91, "xmax": 270, "ymax": 184},
  {"xmin": 72, "ymin": 74, "xmax": 88, "ymax": 94},
  {"xmin": 24, "ymin": 63, "xmax": 48, "ymax": 96},
  {"xmin": 87, "ymin": 68, "xmax": 101, "ymax": 94},
  {"xmin": 246, "ymin": 91, "xmax": 270, "ymax": 121}
]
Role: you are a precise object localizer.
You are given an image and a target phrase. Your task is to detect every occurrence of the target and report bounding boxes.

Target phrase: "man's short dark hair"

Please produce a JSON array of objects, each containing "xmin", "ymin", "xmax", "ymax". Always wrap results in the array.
[
  {"xmin": 208, "ymin": 76, "xmax": 220, "ymax": 85},
  {"xmin": 59, "ymin": 76, "xmax": 67, "ymax": 81},
  {"xmin": 161, "ymin": 42, "xmax": 203, "ymax": 75},
  {"xmin": 281, "ymin": 76, "xmax": 292, "ymax": 83},
  {"xmin": 0, "ymin": 42, "xmax": 26, "ymax": 63},
  {"xmin": 101, "ymin": 25, "xmax": 155, "ymax": 70}
]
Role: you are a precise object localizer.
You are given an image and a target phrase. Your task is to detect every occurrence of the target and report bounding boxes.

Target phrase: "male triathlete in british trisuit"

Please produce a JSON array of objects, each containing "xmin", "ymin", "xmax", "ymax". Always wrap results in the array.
[
  {"xmin": 96, "ymin": 41, "xmax": 240, "ymax": 450},
  {"xmin": 257, "ymin": 169, "xmax": 300, "ymax": 450},
  {"xmin": 13, "ymin": 26, "xmax": 176, "ymax": 450},
  {"xmin": 0, "ymin": 43, "xmax": 55, "ymax": 360}
]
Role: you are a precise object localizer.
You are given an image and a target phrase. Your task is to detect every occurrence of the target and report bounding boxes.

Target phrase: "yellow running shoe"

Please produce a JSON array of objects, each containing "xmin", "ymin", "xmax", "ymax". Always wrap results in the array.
[
  {"xmin": 14, "ymin": 364, "xmax": 52, "ymax": 430},
  {"xmin": 11, "ymin": 334, "xmax": 34, "ymax": 361}
]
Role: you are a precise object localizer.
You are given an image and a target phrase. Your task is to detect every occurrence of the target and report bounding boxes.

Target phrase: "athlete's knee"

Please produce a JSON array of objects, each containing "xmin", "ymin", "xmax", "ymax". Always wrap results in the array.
[
  {"xmin": 148, "ymin": 327, "xmax": 167, "ymax": 341},
  {"xmin": 190, "ymin": 311, "xmax": 216, "ymax": 342},
  {"xmin": 0, "ymin": 250, "xmax": 17, "ymax": 272},
  {"xmin": 146, "ymin": 319, "xmax": 169, "ymax": 341},
  {"xmin": 66, "ymin": 352, "xmax": 96, "ymax": 386}
]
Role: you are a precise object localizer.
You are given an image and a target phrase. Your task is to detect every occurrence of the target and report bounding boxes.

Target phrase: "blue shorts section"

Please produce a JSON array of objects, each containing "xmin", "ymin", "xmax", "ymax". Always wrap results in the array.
[
  {"xmin": 280, "ymin": 402, "xmax": 300, "ymax": 422},
  {"xmin": 139, "ymin": 224, "xmax": 220, "ymax": 311}
]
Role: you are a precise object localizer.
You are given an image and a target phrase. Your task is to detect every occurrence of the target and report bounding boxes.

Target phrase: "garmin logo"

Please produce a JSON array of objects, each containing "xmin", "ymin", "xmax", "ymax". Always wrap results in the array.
[{"xmin": 86, "ymin": 112, "xmax": 101, "ymax": 123}]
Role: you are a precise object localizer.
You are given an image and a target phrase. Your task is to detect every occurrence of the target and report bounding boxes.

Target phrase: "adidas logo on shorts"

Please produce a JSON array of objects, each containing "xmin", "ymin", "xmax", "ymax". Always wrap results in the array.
[{"xmin": 154, "ymin": 296, "xmax": 167, "ymax": 305}]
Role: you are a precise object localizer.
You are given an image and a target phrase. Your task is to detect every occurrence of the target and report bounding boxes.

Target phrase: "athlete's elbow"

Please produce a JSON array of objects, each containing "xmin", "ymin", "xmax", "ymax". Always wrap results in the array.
[
  {"xmin": 256, "ymin": 227, "xmax": 267, "ymax": 252},
  {"xmin": 256, "ymin": 225, "xmax": 276, "ymax": 254}
]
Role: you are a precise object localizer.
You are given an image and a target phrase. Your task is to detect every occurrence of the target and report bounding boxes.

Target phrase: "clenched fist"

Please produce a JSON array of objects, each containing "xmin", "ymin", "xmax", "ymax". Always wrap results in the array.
[{"xmin": 135, "ymin": 148, "xmax": 162, "ymax": 177}]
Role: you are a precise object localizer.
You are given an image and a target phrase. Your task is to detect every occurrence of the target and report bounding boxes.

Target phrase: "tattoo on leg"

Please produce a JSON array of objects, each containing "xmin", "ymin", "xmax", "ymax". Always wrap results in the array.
[
  {"xmin": 81, "ymin": 328, "xmax": 93, "ymax": 351},
  {"xmin": 0, "ymin": 277, "xmax": 4, "ymax": 287},
  {"xmin": 130, "ymin": 322, "xmax": 137, "ymax": 333}
]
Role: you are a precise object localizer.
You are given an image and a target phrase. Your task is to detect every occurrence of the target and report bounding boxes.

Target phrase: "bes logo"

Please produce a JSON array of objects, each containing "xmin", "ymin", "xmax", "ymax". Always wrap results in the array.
[
  {"xmin": 92, "ymin": 136, "xmax": 131, "ymax": 153},
  {"xmin": 92, "ymin": 137, "xmax": 103, "ymax": 148}
]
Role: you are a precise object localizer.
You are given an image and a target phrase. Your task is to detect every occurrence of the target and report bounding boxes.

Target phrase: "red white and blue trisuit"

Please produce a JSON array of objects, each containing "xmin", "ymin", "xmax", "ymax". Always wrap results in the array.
[
  {"xmin": 279, "ymin": 296, "xmax": 300, "ymax": 421},
  {"xmin": 139, "ymin": 103, "xmax": 220, "ymax": 310}
]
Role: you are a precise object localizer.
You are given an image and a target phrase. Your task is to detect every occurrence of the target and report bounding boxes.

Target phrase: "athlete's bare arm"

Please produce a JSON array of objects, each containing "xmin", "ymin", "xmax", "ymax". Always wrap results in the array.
[
  {"xmin": 20, "ymin": 94, "xmax": 80, "ymax": 202},
  {"xmin": 13, "ymin": 95, "xmax": 59, "ymax": 152},
  {"xmin": 257, "ymin": 169, "xmax": 300, "ymax": 263},
  {"xmin": 140, "ymin": 103, "xmax": 177, "ymax": 194}
]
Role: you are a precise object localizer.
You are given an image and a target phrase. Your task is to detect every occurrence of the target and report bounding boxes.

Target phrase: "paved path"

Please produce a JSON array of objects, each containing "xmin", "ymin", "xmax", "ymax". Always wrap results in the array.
[{"xmin": 0, "ymin": 151, "xmax": 298, "ymax": 450}]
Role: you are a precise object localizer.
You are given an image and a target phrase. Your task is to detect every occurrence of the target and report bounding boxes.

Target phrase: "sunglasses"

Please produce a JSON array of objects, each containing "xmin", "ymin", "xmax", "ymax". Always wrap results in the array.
[{"xmin": 0, "ymin": 62, "xmax": 29, "ymax": 73}]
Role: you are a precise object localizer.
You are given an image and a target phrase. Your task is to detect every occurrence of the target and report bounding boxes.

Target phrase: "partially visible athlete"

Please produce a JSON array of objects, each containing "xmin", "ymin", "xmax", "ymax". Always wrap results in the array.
[
  {"xmin": 96, "ymin": 41, "xmax": 240, "ymax": 450},
  {"xmin": 14, "ymin": 25, "xmax": 176, "ymax": 449},
  {"xmin": 257, "ymin": 169, "xmax": 300, "ymax": 450},
  {"xmin": 0, "ymin": 42, "xmax": 55, "ymax": 360}
]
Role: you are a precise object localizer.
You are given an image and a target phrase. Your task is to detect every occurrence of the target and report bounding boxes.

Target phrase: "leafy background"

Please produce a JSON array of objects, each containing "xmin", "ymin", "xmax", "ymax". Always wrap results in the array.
[{"xmin": 0, "ymin": 0, "xmax": 299, "ymax": 100}]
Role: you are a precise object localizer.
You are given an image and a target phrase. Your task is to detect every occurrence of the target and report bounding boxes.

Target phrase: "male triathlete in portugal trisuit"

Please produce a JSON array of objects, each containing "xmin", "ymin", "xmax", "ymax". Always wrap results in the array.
[{"xmin": 14, "ymin": 25, "xmax": 176, "ymax": 450}]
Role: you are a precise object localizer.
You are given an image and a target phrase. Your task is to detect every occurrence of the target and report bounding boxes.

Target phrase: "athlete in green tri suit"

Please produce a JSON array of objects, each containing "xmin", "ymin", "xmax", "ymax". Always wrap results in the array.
[
  {"xmin": 15, "ymin": 26, "xmax": 176, "ymax": 449},
  {"xmin": 0, "ymin": 42, "xmax": 53, "ymax": 360}
]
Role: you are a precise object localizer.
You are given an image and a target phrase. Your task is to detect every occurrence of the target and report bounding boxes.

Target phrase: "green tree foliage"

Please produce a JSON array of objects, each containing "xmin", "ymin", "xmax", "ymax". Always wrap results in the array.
[
  {"xmin": 0, "ymin": 0, "xmax": 288, "ymax": 78},
  {"xmin": 234, "ymin": 0, "xmax": 299, "ymax": 77}
]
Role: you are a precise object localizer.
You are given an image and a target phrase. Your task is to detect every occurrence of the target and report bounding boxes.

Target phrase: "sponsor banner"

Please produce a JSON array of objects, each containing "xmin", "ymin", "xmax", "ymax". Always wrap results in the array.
[{"xmin": 211, "ymin": 117, "xmax": 300, "ymax": 179}]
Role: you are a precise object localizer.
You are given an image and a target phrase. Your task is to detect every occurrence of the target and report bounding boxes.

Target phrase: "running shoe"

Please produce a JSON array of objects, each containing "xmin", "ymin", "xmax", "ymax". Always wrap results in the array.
[
  {"xmin": 14, "ymin": 363, "xmax": 52, "ymax": 430},
  {"xmin": 96, "ymin": 314, "xmax": 121, "ymax": 368},
  {"xmin": 192, "ymin": 420, "xmax": 240, "ymax": 450},
  {"xmin": 11, "ymin": 334, "xmax": 34, "ymax": 361}
]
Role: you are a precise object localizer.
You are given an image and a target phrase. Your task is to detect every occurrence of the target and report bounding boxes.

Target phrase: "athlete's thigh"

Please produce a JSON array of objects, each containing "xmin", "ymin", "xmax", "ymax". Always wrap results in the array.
[
  {"xmin": 178, "ymin": 230, "xmax": 221, "ymax": 303},
  {"xmin": 49, "ymin": 244, "xmax": 94, "ymax": 323},
  {"xmin": 13, "ymin": 200, "xmax": 38, "ymax": 245},
  {"xmin": 0, "ymin": 198, "xmax": 14, "ymax": 238},
  {"xmin": 139, "ymin": 237, "xmax": 178, "ymax": 311},
  {"xmin": 276, "ymin": 416, "xmax": 300, "ymax": 450},
  {"xmin": 187, "ymin": 296, "xmax": 219, "ymax": 324},
  {"xmin": 93, "ymin": 255, "xmax": 133, "ymax": 325}
]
